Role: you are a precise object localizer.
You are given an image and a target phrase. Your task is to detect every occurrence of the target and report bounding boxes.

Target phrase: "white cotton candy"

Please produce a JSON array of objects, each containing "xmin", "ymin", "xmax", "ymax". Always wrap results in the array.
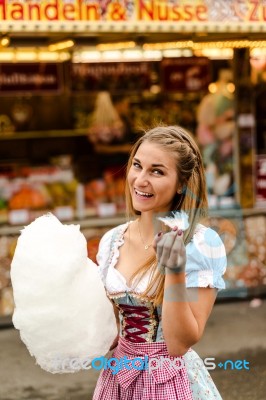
[
  {"xmin": 157, "ymin": 211, "xmax": 190, "ymax": 230},
  {"xmin": 10, "ymin": 213, "xmax": 117, "ymax": 374}
]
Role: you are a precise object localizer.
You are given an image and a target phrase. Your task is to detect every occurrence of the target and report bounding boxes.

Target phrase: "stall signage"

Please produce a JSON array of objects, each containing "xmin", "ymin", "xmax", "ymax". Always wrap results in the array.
[
  {"xmin": 0, "ymin": 0, "xmax": 266, "ymax": 24},
  {"xmin": 256, "ymin": 155, "xmax": 266, "ymax": 207},
  {"xmin": 161, "ymin": 57, "xmax": 210, "ymax": 92},
  {"xmin": 0, "ymin": 63, "xmax": 62, "ymax": 94},
  {"xmin": 71, "ymin": 62, "xmax": 153, "ymax": 92}
]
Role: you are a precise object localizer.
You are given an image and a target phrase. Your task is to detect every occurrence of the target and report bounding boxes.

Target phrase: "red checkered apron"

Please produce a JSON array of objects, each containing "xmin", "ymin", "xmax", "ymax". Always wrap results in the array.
[{"xmin": 92, "ymin": 336, "xmax": 193, "ymax": 400}]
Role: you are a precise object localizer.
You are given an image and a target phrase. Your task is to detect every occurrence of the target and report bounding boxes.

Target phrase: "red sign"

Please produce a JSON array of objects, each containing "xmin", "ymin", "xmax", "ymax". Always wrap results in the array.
[
  {"xmin": 0, "ymin": 1, "xmax": 265, "ymax": 23},
  {"xmin": 0, "ymin": 63, "xmax": 62, "ymax": 94},
  {"xmin": 161, "ymin": 57, "xmax": 210, "ymax": 92},
  {"xmin": 256, "ymin": 155, "xmax": 266, "ymax": 207}
]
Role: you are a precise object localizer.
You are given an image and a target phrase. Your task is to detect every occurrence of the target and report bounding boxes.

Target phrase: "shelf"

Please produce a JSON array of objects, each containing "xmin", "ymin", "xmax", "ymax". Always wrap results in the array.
[
  {"xmin": 1, "ymin": 208, "xmax": 263, "ymax": 242},
  {"xmin": 0, "ymin": 209, "xmax": 266, "ymax": 236},
  {"xmin": 0, "ymin": 129, "xmax": 88, "ymax": 141},
  {"xmin": 0, "ymin": 215, "xmax": 127, "ymax": 236}
]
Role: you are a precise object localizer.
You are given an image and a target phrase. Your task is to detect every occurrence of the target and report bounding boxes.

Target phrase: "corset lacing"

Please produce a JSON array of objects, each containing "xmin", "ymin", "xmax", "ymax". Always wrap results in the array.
[{"xmin": 118, "ymin": 303, "xmax": 159, "ymax": 343}]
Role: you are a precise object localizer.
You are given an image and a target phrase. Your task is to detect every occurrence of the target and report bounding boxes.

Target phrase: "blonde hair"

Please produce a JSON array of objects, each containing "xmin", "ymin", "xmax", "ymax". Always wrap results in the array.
[{"xmin": 125, "ymin": 125, "xmax": 208, "ymax": 305}]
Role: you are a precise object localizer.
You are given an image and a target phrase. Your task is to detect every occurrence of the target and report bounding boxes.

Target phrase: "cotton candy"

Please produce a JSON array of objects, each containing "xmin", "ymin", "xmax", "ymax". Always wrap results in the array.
[
  {"xmin": 157, "ymin": 211, "xmax": 190, "ymax": 230},
  {"xmin": 10, "ymin": 213, "xmax": 117, "ymax": 374}
]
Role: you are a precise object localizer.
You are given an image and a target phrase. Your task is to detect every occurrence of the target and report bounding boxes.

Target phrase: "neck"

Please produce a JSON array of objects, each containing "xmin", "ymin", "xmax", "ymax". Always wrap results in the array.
[
  {"xmin": 138, "ymin": 211, "xmax": 166, "ymax": 237},
  {"xmin": 138, "ymin": 214, "xmax": 153, "ymax": 244},
  {"xmin": 139, "ymin": 208, "xmax": 153, "ymax": 221}
]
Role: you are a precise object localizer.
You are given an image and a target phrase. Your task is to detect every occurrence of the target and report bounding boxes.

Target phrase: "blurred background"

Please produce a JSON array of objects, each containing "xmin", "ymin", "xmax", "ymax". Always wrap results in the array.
[{"xmin": 0, "ymin": 0, "xmax": 266, "ymax": 399}]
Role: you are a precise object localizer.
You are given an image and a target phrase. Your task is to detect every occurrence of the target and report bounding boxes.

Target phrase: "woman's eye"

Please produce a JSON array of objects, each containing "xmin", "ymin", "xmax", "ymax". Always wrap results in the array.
[
  {"xmin": 153, "ymin": 169, "xmax": 164, "ymax": 175},
  {"xmin": 133, "ymin": 162, "xmax": 141, "ymax": 169}
]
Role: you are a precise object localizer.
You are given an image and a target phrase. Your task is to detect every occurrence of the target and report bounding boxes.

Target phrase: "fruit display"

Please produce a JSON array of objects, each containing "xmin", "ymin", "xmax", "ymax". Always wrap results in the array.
[
  {"xmin": 0, "ymin": 165, "xmax": 79, "ymax": 224},
  {"xmin": 9, "ymin": 185, "xmax": 48, "ymax": 210},
  {"xmin": 0, "ymin": 162, "xmax": 126, "ymax": 225},
  {"xmin": 84, "ymin": 167, "xmax": 126, "ymax": 214}
]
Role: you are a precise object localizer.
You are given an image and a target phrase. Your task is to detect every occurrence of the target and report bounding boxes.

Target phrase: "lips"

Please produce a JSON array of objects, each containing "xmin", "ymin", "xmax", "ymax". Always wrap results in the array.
[{"xmin": 134, "ymin": 189, "xmax": 154, "ymax": 198}]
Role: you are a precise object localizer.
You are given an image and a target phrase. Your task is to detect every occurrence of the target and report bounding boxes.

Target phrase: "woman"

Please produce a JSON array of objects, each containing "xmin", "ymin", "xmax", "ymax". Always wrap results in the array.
[{"xmin": 93, "ymin": 125, "xmax": 227, "ymax": 399}]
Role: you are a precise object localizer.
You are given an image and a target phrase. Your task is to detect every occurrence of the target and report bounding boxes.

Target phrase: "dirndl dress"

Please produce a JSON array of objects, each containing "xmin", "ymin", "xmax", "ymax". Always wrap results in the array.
[{"xmin": 93, "ymin": 222, "xmax": 226, "ymax": 399}]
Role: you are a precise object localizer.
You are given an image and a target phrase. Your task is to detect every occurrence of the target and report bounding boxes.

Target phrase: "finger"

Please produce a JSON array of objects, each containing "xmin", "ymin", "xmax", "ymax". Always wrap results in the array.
[
  {"xmin": 152, "ymin": 231, "xmax": 163, "ymax": 251},
  {"xmin": 167, "ymin": 236, "xmax": 186, "ymax": 268},
  {"xmin": 155, "ymin": 232, "xmax": 165, "ymax": 261},
  {"xmin": 158, "ymin": 230, "xmax": 178, "ymax": 268},
  {"xmin": 167, "ymin": 240, "xmax": 181, "ymax": 268}
]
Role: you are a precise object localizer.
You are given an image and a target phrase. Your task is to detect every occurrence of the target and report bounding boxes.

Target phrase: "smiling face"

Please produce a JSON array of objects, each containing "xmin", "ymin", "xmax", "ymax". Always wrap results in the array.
[{"xmin": 127, "ymin": 141, "xmax": 179, "ymax": 214}]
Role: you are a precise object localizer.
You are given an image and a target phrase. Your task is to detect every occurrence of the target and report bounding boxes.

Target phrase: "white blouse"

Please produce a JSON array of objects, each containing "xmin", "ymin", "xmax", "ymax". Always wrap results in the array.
[{"xmin": 96, "ymin": 222, "xmax": 227, "ymax": 294}]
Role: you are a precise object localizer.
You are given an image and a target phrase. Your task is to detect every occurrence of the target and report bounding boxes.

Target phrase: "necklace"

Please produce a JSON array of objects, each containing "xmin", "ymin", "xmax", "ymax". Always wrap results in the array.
[{"xmin": 137, "ymin": 219, "xmax": 153, "ymax": 250}]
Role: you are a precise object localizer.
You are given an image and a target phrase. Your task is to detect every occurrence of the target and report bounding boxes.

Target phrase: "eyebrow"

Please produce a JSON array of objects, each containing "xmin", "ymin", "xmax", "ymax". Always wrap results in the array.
[{"xmin": 133, "ymin": 157, "xmax": 168, "ymax": 169}]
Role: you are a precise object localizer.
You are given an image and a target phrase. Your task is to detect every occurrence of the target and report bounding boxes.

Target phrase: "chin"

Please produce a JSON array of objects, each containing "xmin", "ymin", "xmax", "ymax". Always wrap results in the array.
[{"xmin": 132, "ymin": 203, "xmax": 152, "ymax": 213}]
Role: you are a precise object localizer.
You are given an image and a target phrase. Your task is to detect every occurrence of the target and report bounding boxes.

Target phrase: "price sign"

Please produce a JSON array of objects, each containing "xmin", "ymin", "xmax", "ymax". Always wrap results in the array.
[
  {"xmin": 8, "ymin": 209, "xmax": 30, "ymax": 225},
  {"xmin": 97, "ymin": 203, "xmax": 117, "ymax": 217},
  {"xmin": 54, "ymin": 206, "xmax": 74, "ymax": 221}
]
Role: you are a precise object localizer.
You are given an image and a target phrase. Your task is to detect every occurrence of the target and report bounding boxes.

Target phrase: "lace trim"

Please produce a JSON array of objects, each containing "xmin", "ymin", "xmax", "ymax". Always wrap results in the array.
[
  {"xmin": 108, "ymin": 222, "xmax": 131, "ymax": 270},
  {"xmin": 107, "ymin": 290, "xmax": 155, "ymax": 303},
  {"xmin": 104, "ymin": 222, "xmax": 216, "ymax": 291},
  {"xmin": 198, "ymin": 269, "xmax": 214, "ymax": 287},
  {"xmin": 109, "ymin": 222, "xmax": 204, "ymax": 273},
  {"xmin": 99, "ymin": 222, "xmax": 130, "ymax": 284},
  {"xmin": 186, "ymin": 269, "xmax": 224, "ymax": 289}
]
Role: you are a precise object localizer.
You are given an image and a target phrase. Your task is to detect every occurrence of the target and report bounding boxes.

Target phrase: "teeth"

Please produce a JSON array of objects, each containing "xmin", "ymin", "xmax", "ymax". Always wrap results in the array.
[{"xmin": 135, "ymin": 189, "xmax": 153, "ymax": 197}]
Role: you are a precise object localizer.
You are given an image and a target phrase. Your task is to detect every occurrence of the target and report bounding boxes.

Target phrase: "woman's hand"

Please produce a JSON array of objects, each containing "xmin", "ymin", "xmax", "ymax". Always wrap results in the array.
[{"xmin": 153, "ymin": 227, "xmax": 186, "ymax": 274}]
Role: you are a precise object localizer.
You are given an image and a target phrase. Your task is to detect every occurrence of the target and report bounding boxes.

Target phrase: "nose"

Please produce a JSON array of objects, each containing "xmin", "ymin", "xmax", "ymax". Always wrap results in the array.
[{"xmin": 134, "ymin": 169, "xmax": 149, "ymax": 187}]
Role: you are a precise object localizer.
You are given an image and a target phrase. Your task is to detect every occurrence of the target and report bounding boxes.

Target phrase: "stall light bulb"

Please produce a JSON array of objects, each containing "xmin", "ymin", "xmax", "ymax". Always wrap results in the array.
[
  {"xmin": 0, "ymin": 36, "xmax": 10, "ymax": 47},
  {"xmin": 226, "ymin": 83, "xmax": 235, "ymax": 94},
  {"xmin": 208, "ymin": 83, "xmax": 217, "ymax": 94},
  {"xmin": 48, "ymin": 40, "xmax": 74, "ymax": 52}
]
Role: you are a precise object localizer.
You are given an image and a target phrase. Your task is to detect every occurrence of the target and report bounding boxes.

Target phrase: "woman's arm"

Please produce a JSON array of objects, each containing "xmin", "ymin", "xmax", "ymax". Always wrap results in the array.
[
  {"xmin": 156, "ymin": 229, "xmax": 218, "ymax": 357},
  {"xmin": 162, "ymin": 272, "xmax": 217, "ymax": 356}
]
